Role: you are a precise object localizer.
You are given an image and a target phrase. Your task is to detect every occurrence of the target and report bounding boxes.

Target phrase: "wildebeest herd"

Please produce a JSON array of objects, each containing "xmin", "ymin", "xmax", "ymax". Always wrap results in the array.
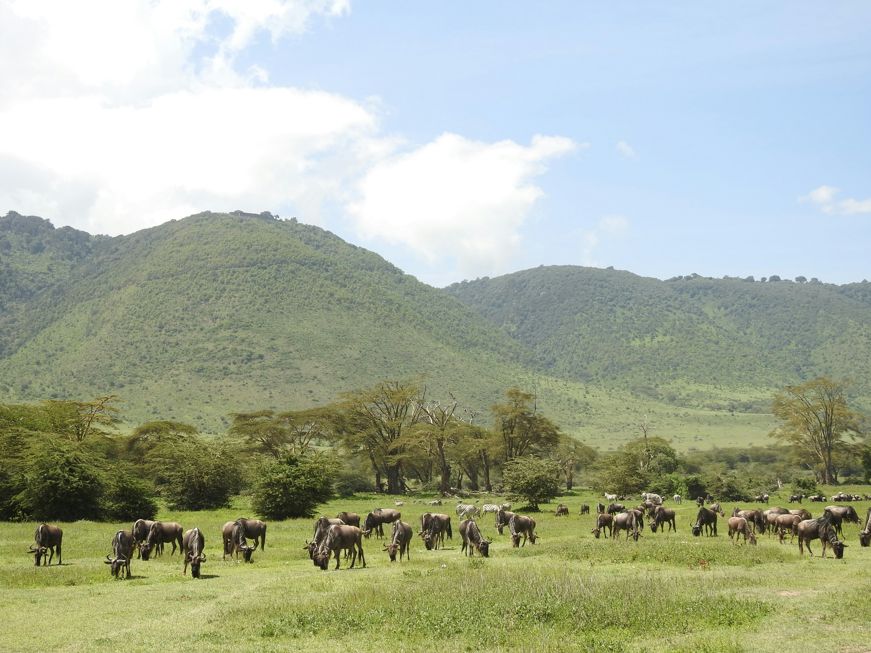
[{"xmin": 25, "ymin": 497, "xmax": 871, "ymax": 578}]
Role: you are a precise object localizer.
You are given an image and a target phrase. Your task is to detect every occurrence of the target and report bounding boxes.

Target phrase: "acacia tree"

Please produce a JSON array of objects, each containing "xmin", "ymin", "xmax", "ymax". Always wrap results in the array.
[
  {"xmin": 412, "ymin": 398, "xmax": 461, "ymax": 493},
  {"xmin": 770, "ymin": 377, "xmax": 863, "ymax": 485},
  {"xmin": 229, "ymin": 408, "xmax": 331, "ymax": 458},
  {"xmin": 553, "ymin": 435, "xmax": 598, "ymax": 490},
  {"xmin": 492, "ymin": 388, "xmax": 560, "ymax": 461},
  {"xmin": 41, "ymin": 395, "xmax": 120, "ymax": 442},
  {"xmin": 336, "ymin": 380, "xmax": 423, "ymax": 494}
]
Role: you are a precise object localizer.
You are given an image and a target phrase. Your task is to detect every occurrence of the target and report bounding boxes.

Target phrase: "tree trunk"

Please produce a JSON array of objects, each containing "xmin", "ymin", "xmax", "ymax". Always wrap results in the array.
[
  {"xmin": 565, "ymin": 469, "xmax": 574, "ymax": 490},
  {"xmin": 386, "ymin": 464, "xmax": 403, "ymax": 495},
  {"xmin": 480, "ymin": 450, "xmax": 492, "ymax": 492},
  {"xmin": 437, "ymin": 443, "xmax": 452, "ymax": 495}
]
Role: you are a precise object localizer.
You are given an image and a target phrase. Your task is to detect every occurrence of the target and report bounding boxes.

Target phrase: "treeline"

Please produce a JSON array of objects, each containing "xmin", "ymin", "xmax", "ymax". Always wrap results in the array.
[{"xmin": 2, "ymin": 378, "xmax": 868, "ymax": 522}]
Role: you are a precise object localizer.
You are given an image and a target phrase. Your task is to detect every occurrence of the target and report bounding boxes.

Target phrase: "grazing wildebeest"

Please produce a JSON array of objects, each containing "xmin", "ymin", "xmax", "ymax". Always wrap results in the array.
[
  {"xmin": 306, "ymin": 516, "xmax": 345, "ymax": 559},
  {"xmin": 732, "ymin": 508, "xmax": 766, "ymax": 534},
  {"xmin": 591, "ymin": 513, "xmax": 614, "ymax": 539},
  {"xmin": 495, "ymin": 508, "xmax": 517, "ymax": 535},
  {"xmin": 579, "ymin": 504, "xmax": 590, "ymax": 515},
  {"xmin": 789, "ymin": 508, "xmax": 812, "ymax": 521},
  {"xmin": 673, "ymin": 494, "xmax": 682, "ymax": 504},
  {"xmin": 132, "ymin": 519, "xmax": 155, "ymax": 559},
  {"xmin": 104, "ymin": 530, "xmax": 135, "ymax": 578},
  {"xmin": 459, "ymin": 519, "xmax": 491, "ymax": 557},
  {"xmin": 650, "ymin": 506, "xmax": 676, "ymax": 533},
  {"xmin": 789, "ymin": 494, "xmax": 804, "ymax": 504},
  {"xmin": 727, "ymin": 517, "xmax": 757, "ymax": 545},
  {"xmin": 709, "ymin": 502, "xmax": 725, "ymax": 517},
  {"xmin": 363, "ymin": 509, "xmax": 401, "ymax": 539},
  {"xmin": 808, "ymin": 494, "xmax": 826, "ymax": 502},
  {"xmin": 555, "ymin": 504, "xmax": 569, "ymax": 517},
  {"xmin": 228, "ymin": 520, "xmax": 255, "ymax": 562},
  {"xmin": 420, "ymin": 513, "xmax": 452, "ymax": 550},
  {"xmin": 313, "ymin": 525, "xmax": 365, "ymax": 570},
  {"xmin": 182, "ymin": 527, "xmax": 206, "ymax": 578},
  {"xmin": 336, "ymin": 512, "xmax": 361, "ymax": 527},
  {"xmin": 141, "ymin": 521, "xmax": 183, "ymax": 560},
  {"xmin": 383, "ymin": 520, "xmax": 413, "ymax": 562},
  {"xmin": 508, "ymin": 514, "xmax": 537, "ymax": 547},
  {"xmin": 606, "ymin": 503, "xmax": 625, "ymax": 515},
  {"xmin": 859, "ymin": 507, "xmax": 871, "ymax": 547},
  {"xmin": 596, "ymin": 502, "xmax": 606, "ymax": 515},
  {"xmin": 234, "ymin": 517, "xmax": 267, "ymax": 551},
  {"xmin": 753, "ymin": 494, "xmax": 769, "ymax": 504},
  {"xmin": 612, "ymin": 511, "xmax": 641, "ymax": 541},
  {"xmin": 823, "ymin": 506, "xmax": 860, "ymax": 537},
  {"xmin": 797, "ymin": 516, "xmax": 846, "ymax": 558},
  {"xmin": 774, "ymin": 514, "xmax": 802, "ymax": 543},
  {"xmin": 692, "ymin": 507, "xmax": 718, "ymax": 537},
  {"xmin": 29, "ymin": 523, "xmax": 63, "ymax": 566}
]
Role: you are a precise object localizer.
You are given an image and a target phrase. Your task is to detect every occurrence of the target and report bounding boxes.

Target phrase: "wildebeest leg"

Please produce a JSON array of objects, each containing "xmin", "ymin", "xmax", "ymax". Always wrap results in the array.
[
  {"xmin": 357, "ymin": 540, "xmax": 366, "ymax": 568},
  {"xmin": 333, "ymin": 549, "xmax": 341, "ymax": 570}
]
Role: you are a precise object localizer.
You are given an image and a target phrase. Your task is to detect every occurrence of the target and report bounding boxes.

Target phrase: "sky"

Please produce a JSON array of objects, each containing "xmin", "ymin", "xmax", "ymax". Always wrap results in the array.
[{"xmin": 1, "ymin": 1, "xmax": 869, "ymax": 287}]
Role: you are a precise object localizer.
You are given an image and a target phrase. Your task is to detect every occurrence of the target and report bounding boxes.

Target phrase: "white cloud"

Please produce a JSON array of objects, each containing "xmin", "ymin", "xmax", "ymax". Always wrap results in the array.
[
  {"xmin": 616, "ymin": 140, "xmax": 638, "ymax": 160},
  {"xmin": 581, "ymin": 215, "xmax": 629, "ymax": 266},
  {"xmin": 347, "ymin": 133, "xmax": 578, "ymax": 278},
  {"xmin": 801, "ymin": 185, "xmax": 871, "ymax": 215}
]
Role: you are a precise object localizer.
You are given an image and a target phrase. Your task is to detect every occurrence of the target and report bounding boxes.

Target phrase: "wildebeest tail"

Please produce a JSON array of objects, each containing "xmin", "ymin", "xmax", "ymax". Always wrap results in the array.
[
  {"xmin": 447, "ymin": 519, "xmax": 452, "ymax": 539},
  {"xmin": 261, "ymin": 524, "xmax": 266, "ymax": 550}
]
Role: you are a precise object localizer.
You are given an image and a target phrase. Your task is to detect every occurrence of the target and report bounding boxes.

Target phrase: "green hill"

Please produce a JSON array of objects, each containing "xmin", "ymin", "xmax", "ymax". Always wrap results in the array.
[{"xmin": 445, "ymin": 266, "xmax": 871, "ymax": 414}]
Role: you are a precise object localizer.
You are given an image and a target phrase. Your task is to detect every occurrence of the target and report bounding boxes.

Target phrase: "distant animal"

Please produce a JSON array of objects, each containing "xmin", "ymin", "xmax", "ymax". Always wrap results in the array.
[
  {"xmin": 796, "ymin": 517, "xmax": 846, "ymax": 558},
  {"xmin": 650, "ymin": 506, "xmax": 676, "ymax": 533},
  {"xmin": 104, "ymin": 530, "xmax": 135, "ymax": 578},
  {"xmin": 394, "ymin": 501, "xmax": 404, "ymax": 506},
  {"xmin": 555, "ymin": 504, "xmax": 569, "ymax": 517},
  {"xmin": 753, "ymin": 494, "xmax": 769, "ymax": 504},
  {"xmin": 383, "ymin": 520, "xmax": 413, "ymax": 562},
  {"xmin": 612, "ymin": 511, "xmax": 641, "ymax": 541},
  {"xmin": 140, "ymin": 521, "xmax": 183, "ymax": 560},
  {"xmin": 696, "ymin": 496, "xmax": 705, "ymax": 507},
  {"xmin": 788, "ymin": 494, "xmax": 804, "ymax": 504},
  {"xmin": 591, "ymin": 513, "xmax": 614, "ymax": 539},
  {"xmin": 641, "ymin": 493, "xmax": 663, "ymax": 505},
  {"xmin": 606, "ymin": 503, "xmax": 625, "ymax": 515},
  {"xmin": 456, "ymin": 503, "xmax": 480, "ymax": 519},
  {"xmin": 727, "ymin": 517, "xmax": 757, "ymax": 545},
  {"xmin": 508, "ymin": 514, "xmax": 537, "ymax": 547},
  {"xmin": 604, "ymin": 493, "xmax": 617, "ymax": 501},
  {"xmin": 692, "ymin": 507, "xmax": 718, "ymax": 537},
  {"xmin": 673, "ymin": 494, "xmax": 682, "ymax": 504},
  {"xmin": 579, "ymin": 504, "xmax": 590, "ymax": 515},
  {"xmin": 132, "ymin": 519, "xmax": 155, "ymax": 558},
  {"xmin": 823, "ymin": 506, "xmax": 860, "ymax": 537},
  {"xmin": 459, "ymin": 519, "xmax": 491, "ymax": 557},
  {"xmin": 363, "ymin": 509, "xmax": 401, "ymax": 538},
  {"xmin": 29, "ymin": 523, "xmax": 63, "ymax": 566},
  {"xmin": 808, "ymin": 494, "xmax": 826, "ymax": 502},
  {"xmin": 596, "ymin": 502, "xmax": 606, "ymax": 515},
  {"xmin": 481, "ymin": 504, "xmax": 501, "ymax": 515},
  {"xmin": 313, "ymin": 525, "xmax": 365, "ymax": 571},
  {"xmin": 234, "ymin": 517, "xmax": 267, "ymax": 551},
  {"xmin": 426, "ymin": 499, "xmax": 443, "ymax": 506},
  {"xmin": 859, "ymin": 507, "xmax": 871, "ymax": 547},
  {"xmin": 336, "ymin": 511, "xmax": 360, "ymax": 528},
  {"xmin": 495, "ymin": 509, "xmax": 517, "ymax": 535},
  {"xmin": 182, "ymin": 527, "xmax": 206, "ymax": 578}
]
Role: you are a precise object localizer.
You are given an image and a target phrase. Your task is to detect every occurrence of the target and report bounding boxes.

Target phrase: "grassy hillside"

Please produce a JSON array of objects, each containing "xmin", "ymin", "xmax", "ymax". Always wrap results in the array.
[
  {"xmin": 0, "ymin": 211, "xmax": 538, "ymax": 432},
  {"xmin": 445, "ymin": 266, "xmax": 871, "ymax": 414},
  {"xmin": 2, "ymin": 491, "xmax": 870, "ymax": 652}
]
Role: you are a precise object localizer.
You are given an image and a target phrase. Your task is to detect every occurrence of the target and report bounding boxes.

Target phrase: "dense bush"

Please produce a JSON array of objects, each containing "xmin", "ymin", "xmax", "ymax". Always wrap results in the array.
[
  {"xmin": 101, "ymin": 465, "xmax": 158, "ymax": 521},
  {"xmin": 17, "ymin": 441, "xmax": 104, "ymax": 521},
  {"xmin": 501, "ymin": 456, "xmax": 561, "ymax": 510},
  {"xmin": 158, "ymin": 439, "xmax": 240, "ymax": 510},
  {"xmin": 251, "ymin": 453, "xmax": 336, "ymax": 519}
]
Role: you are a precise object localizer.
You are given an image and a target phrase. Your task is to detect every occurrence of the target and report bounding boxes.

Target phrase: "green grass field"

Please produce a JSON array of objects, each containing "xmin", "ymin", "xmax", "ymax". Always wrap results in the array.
[{"xmin": 2, "ymin": 490, "xmax": 869, "ymax": 652}]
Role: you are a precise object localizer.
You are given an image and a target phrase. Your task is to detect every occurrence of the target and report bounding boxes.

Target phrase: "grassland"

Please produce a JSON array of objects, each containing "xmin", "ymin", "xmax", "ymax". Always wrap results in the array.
[{"xmin": 2, "ymin": 489, "xmax": 870, "ymax": 653}]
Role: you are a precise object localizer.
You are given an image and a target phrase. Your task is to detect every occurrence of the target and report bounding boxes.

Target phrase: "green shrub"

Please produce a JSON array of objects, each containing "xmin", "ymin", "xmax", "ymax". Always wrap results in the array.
[
  {"xmin": 792, "ymin": 475, "xmax": 818, "ymax": 494},
  {"xmin": 101, "ymin": 465, "xmax": 158, "ymax": 521},
  {"xmin": 158, "ymin": 439, "xmax": 239, "ymax": 510},
  {"xmin": 501, "ymin": 456, "xmax": 561, "ymax": 510},
  {"xmin": 251, "ymin": 453, "xmax": 336, "ymax": 519},
  {"xmin": 17, "ymin": 441, "xmax": 104, "ymax": 520}
]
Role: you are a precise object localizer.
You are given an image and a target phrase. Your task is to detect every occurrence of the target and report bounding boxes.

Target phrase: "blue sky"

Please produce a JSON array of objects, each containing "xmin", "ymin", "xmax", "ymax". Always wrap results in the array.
[{"xmin": 1, "ymin": 1, "xmax": 869, "ymax": 286}]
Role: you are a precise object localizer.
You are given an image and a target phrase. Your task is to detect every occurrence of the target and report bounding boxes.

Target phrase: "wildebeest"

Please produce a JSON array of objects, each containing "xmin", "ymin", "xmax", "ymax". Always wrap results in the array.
[
  {"xmin": 336, "ymin": 511, "xmax": 361, "ymax": 527},
  {"xmin": 495, "ymin": 508, "xmax": 517, "ymax": 535},
  {"xmin": 823, "ymin": 506, "xmax": 860, "ymax": 537},
  {"xmin": 555, "ymin": 504, "xmax": 569, "ymax": 517},
  {"xmin": 789, "ymin": 494, "xmax": 804, "ymax": 504},
  {"xmin": 313, "ymin": 525, "xmax": 365, "ymax": 570},
  {"xmin": 591, "ymin": 513, "xmax": 614, "ymax": 539},
  {"xmin": 606, "ymin": 503, "xmax": 625, "ymax": 515},
  {"xmin": 132, "ymin": 519, "xmax": 155, "ymax": 559},
  {"xmin": 459, "ymin": 519, "xmax": 490, "ymax": 557},
  {"xmin": 363, "ymin": 508, "xmax": 401, "ymax": 538},
  {"xmin": 29, "ymin": 523, "xmax": 63, "ymax": 566},
  {"xmin": 774, "ymin": 514, "xmax": 802, "ymax": 543},
  {"xmin": 182, "ymin": 527, "xmax": 206, "ymax": 578},
  {"xmin": 612, "ymin": 511, "xmax": 641, "ymax": 541},
  {"xmin": 595, "ymin": 502, "xmax": 606, "ymax": 515},
  {"xmin": 796, "ymin": 516, "xmax": 846, "ymax": 558},
  {"xmin": 141, "ymin": 521, "xmax": 183, "ymax": 560},
  {"xmin": 650, "ymin": 506, "xmax": 676, "ymax": 533},
  {"xmin": 104, "ymin": 530, "xmax": 135, "ymax": 578},
  {"xmin": 753, "ymin": 494, "xmax": 769, "ymax": 504},
  {"xmin": 306, "ymin": 516, "xmax": 345, "ymax": 559},
  {"xmin": 859, "ymin": 507, "xmax": 871, "ymax": 547},
  {"xmin": 692, "ymin": 507, "xmax": 718, "ymax": 537},
  {"xmin": 732, "ymin": 508, "xmax": 766, "ymax": 534},
  {"xmin": 383, "ymin": 520, "xmax": 412, "ymax": 562},
  {"xmin": 579, "ymin": 504, "xmax": 590, "ymax": 515},
  {"xmin": 709, "ymin": 502, "xmax": 725, "ymax": 517},
  {"xmin": 228, "ymin": 520, "xmax": 255, "ymax": 563},
  {"xmin": 808, "ymin": 494, "xmax": 826, "ymax": 502},
  {"xmin": 420, "ymin": 513, "xmax": 452, "ymax": 550},
  {"xmin": 508, "ymin": 514, "xmax": 537, "ymax": 547},
  {"xmin": 789, "ymin": 508, "xmax": 812, "ymax": 521},
  {"xmin": 234, "ymin": 517, "xmax": 267, "ymax": 551},
  {"xmin": 727, "ymin": 517, "xmax": 757, "ymax": 545}
]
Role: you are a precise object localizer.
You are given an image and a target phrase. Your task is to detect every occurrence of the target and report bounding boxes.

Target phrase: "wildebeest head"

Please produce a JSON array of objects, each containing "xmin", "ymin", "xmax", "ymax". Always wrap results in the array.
[
  {"xmin": 591, "ymin": 527, "xmax": 601, "ymax": 539},
  {"xmin": 860, "ymin": 531, "xmax": 871, "ymax": 547},
  {"xmin": 832, "ymin": 540, "xmax": 846, "ymax": 559},
  {"xmin": 28, "ymin": 544, "xmax": 47, "ymax": 566},
  {"xmin": 384, "ymin": 542, "xmax": 400, "ymax": 562},
  {"xmin": 748, "ymin": 530, "xmax": 757, "ymax": 546},
  {"xmin": 692, "ymin": 524, "xmax": 701, "ymax": 537},
  {"xmin": 650, "ymin": 521, "xmax": 658, "ymax": 533},
  {"xmin": 511, "ymin": 533, "xmax": 521, "ymax": 548},
  {"xmin": 104, "ymin": 554, "xmax": 128, "ymax": 579},
  {"xmin": 187, "ymin": 552, "xmax": 206, "ymax": 578},
  {"xmin": 313, "ymin": 547, "xmax": 330, "ymax": 570},
  {"xmin": 421, "ymin": 531, "xmax": 434, "ymax": 550},
  {"xmin": 478, "ymin": 539, "xmax": 490, "ymax": 557},
  {"xmin": 139, "ymin": 541, "xmax": 153, "ymax": 561}
]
